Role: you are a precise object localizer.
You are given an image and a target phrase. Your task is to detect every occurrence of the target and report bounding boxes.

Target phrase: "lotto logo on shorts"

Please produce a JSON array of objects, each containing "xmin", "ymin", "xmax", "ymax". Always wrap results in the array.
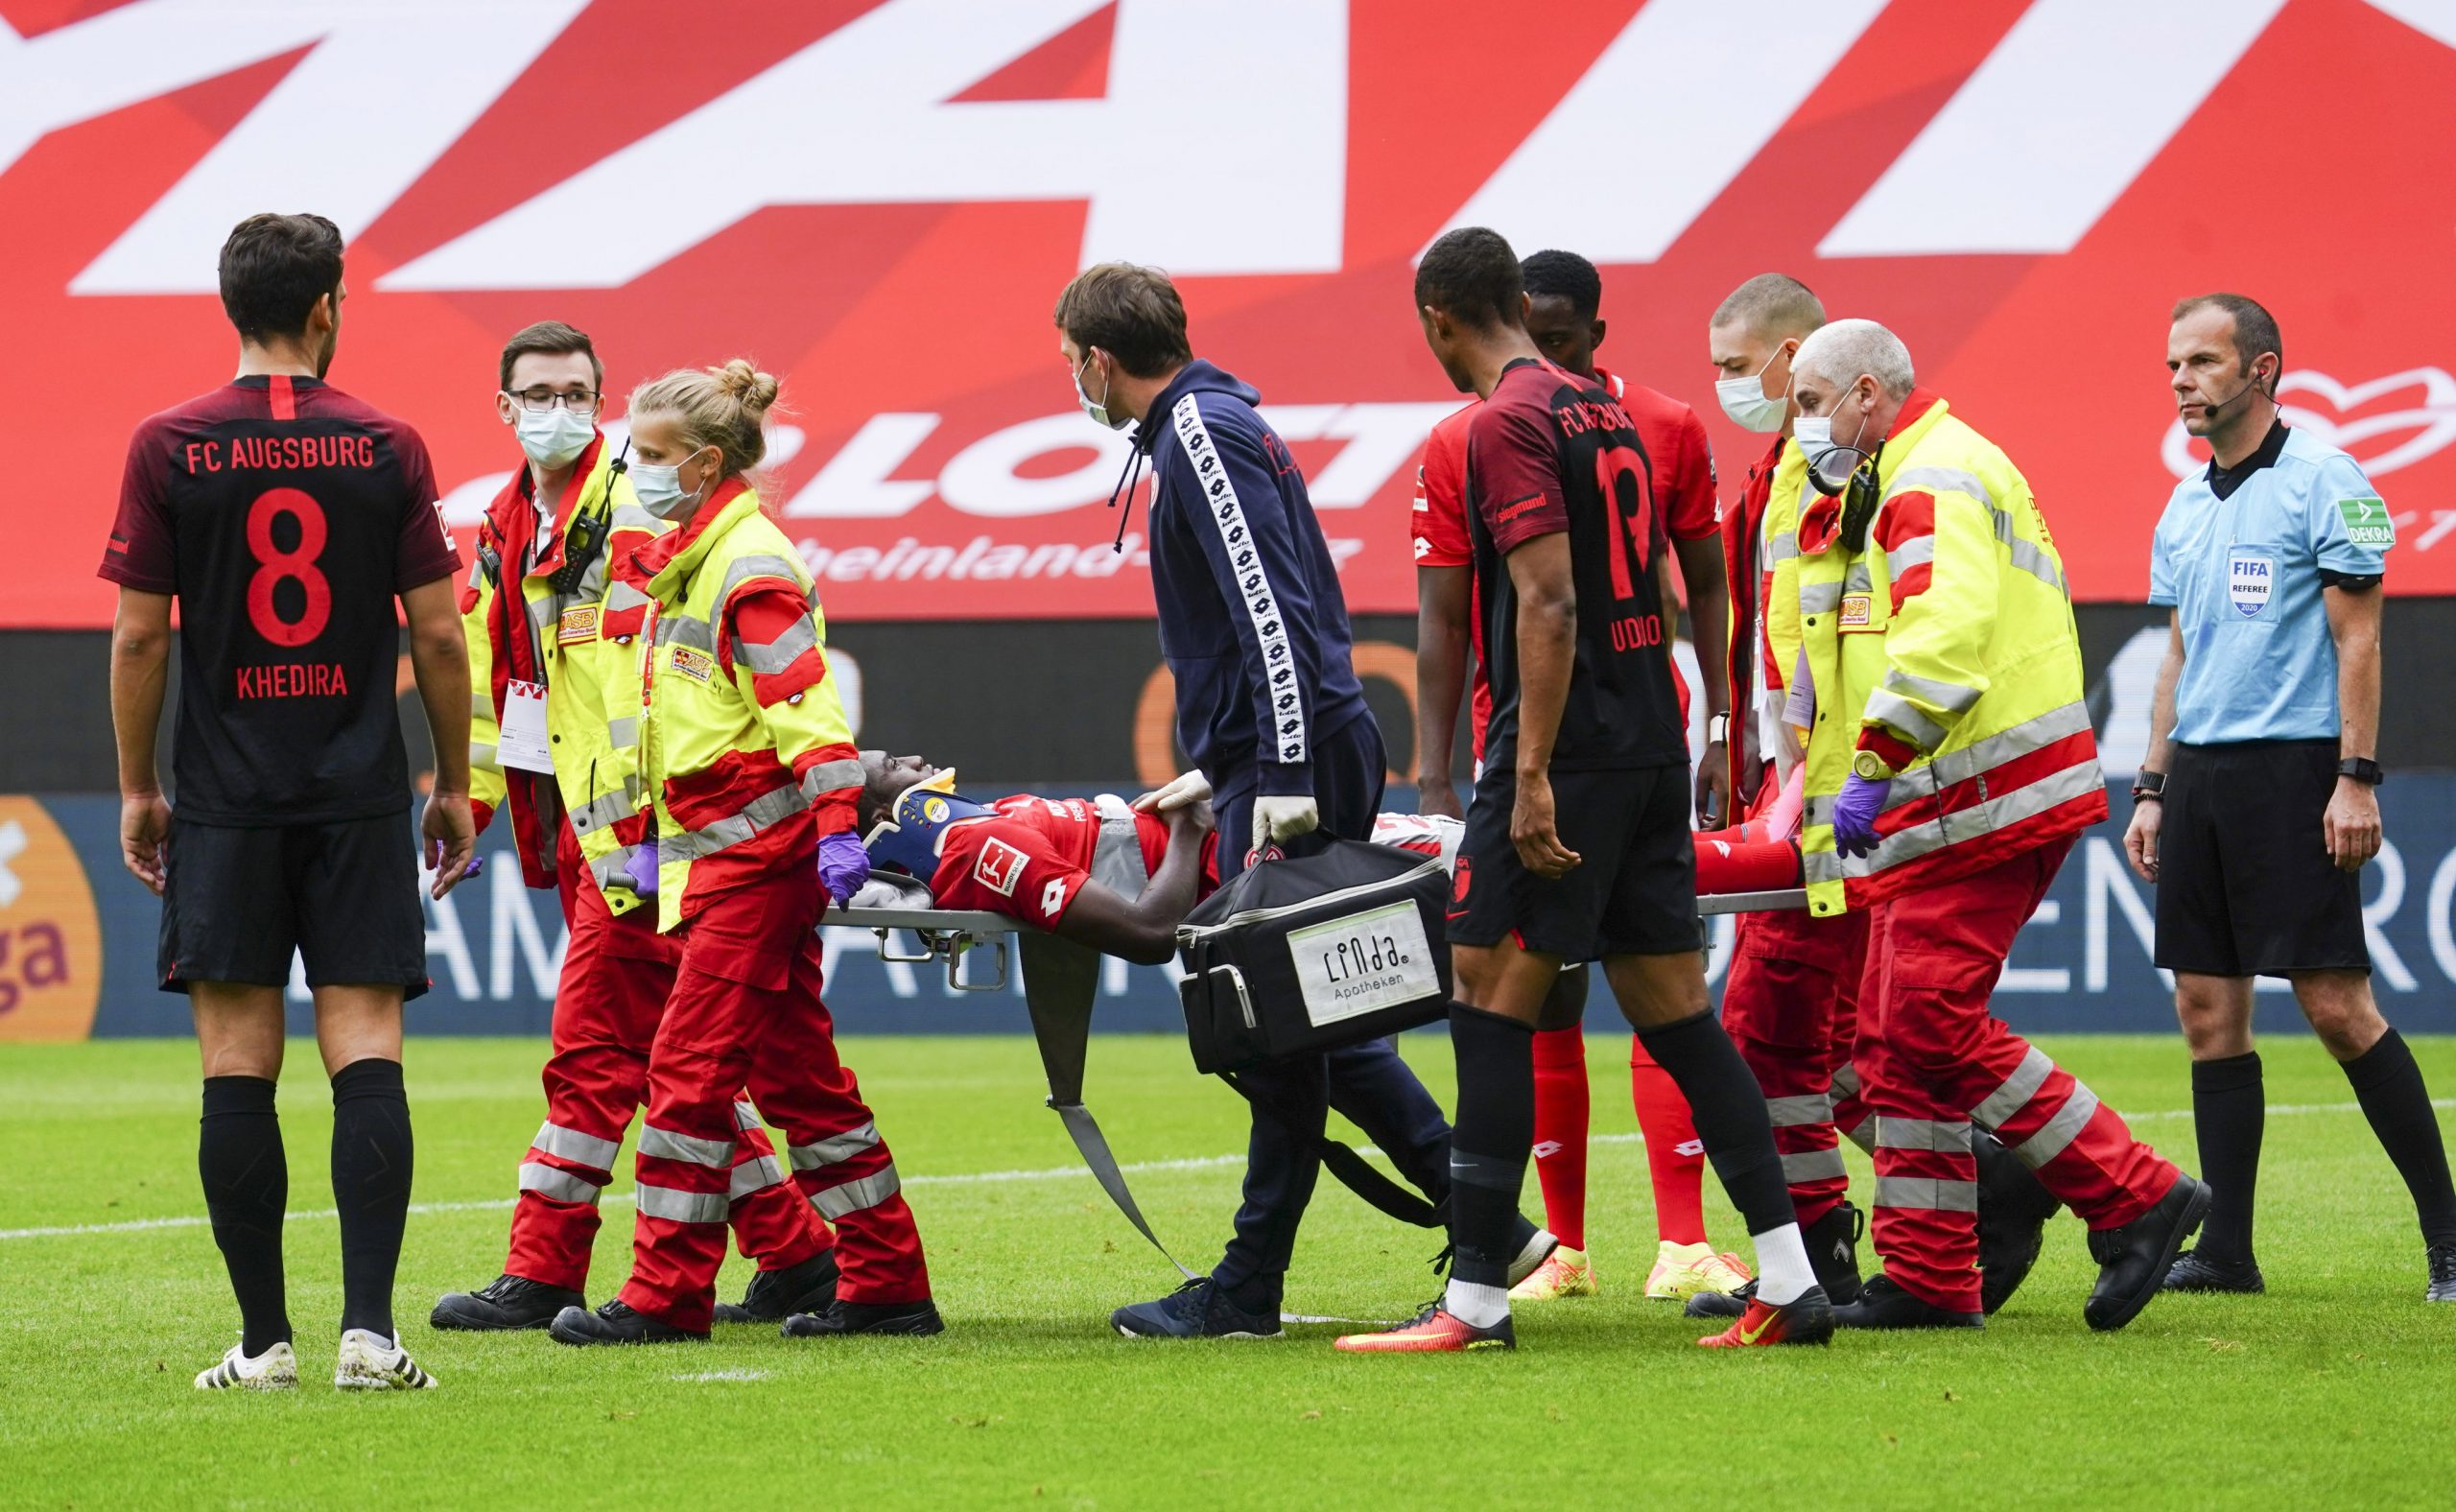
[
  {"xmin": 557, "ymin": 604, "xmax": 599, "ymax": 645},
  {"xmin": 974, "ymin": 838, "xmax": 1027, "ymax": 897},
  {"xmin": 669, "ymin": 646, "xmax": 714, "ymax": 682}
]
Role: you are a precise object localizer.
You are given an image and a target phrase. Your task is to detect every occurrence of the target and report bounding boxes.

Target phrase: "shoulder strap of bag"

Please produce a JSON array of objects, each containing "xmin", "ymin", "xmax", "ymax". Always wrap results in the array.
[{"xmin": 1215, "ymin": 1070, "xmax": 1448, "ymax": 1230}]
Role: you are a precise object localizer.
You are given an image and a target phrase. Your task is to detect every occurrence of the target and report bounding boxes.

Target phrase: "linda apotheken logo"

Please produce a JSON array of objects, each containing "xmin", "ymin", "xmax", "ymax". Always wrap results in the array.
[{"xmin": 2163, "ymin": 366, "xmax": 2456, "ymax": 482}]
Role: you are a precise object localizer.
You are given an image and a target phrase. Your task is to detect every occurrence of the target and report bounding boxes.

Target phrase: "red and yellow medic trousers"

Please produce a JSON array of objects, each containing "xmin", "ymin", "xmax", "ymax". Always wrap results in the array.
[
  {"xmin": 1722, "ymin": 906, "xmax": 1872, "ymax": 1231},
  {"xmin": 617, "ymin": 862, "xmax": 930, "ymax": 1333},
  {"xmin": 1856, "ymin": 836, "xmax": 2180, "ymax": 1312},
  {"xmin": 505, "ymin": 825, "xmax": 832, "ymax": 1291}
]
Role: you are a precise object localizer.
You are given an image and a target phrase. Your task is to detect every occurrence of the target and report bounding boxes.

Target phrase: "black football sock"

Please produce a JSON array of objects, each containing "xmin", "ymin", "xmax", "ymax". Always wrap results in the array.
[
  {"xmin": 1444, "ymin": 1003, "xmax": 1536, "ymax": 1296},
  {"xmin": 2342, "ymin": 1030, "xmax": 2456, "ymax": 1247},
  {"xmin": 330, "ymin": 1057, "xmax": 413, "ymax": 1340},
  {"xmin": 2189, "ymin": 1051, "xmax": 2264, "ymax": 1262},
  {"xmin": 1637, "ymin": 1008, "xmax": 1795, "ymax": 1238},
  {"xmin": 199, "ymin": 1075, "xmax": 291, "ymax": 1356}
]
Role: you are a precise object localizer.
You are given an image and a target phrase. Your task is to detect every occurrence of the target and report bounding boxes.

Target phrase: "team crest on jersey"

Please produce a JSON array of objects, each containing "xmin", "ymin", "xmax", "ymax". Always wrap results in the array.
[
  {"xmin": 557, "ymin": 604, "xmax": 599, "ymax": 645},
  {"xmin": 973, "ymin": 838, "xmax": 1027, "ymax": 897},
  {"xmin": 670, "ymin": 646, "xmax": 714, "ymax": 681}
]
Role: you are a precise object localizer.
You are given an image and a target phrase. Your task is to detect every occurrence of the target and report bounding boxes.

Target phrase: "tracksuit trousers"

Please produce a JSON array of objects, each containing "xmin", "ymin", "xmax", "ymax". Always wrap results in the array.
[
  {"xmin": 1722, "ymin": 905, "xmax": 1873, "ymax": 1230},
  {"xmin": 505, "ymin": 831, "xmax": 829, "ymax": 1291},
  {"xmin": 614, "ymin": 862, "xmax": 931, "ymax": 1333},
  {"xmin": 1857, "ymin": 836, "xmax": 2180, "ymax": 1311}
]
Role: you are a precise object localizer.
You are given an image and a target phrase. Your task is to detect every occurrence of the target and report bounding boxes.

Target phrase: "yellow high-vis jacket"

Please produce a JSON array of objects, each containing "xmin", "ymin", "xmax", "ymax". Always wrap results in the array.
[
  {"xmin": 1795, "ymin": 390, "xmax": 2107, "ymax": 916},
  {"xmin": 600, "ymin": 479, "xmax": 862, "ymax": 934},
  {"xmin": 460, "ymin": 434, "xmax": 667, "ymax": 917}
]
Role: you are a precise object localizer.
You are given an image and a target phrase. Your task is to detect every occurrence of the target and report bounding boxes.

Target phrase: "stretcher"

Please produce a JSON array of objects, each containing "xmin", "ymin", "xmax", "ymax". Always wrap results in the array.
[{"xmin": 832, "ymin": 886, "xmax": 1809, "ymax": 1275}]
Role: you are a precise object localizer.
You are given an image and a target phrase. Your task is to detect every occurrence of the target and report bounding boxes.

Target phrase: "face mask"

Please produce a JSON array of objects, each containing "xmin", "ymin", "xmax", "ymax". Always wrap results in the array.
[
  {"xmin": 630, "ymin": 450, "xmax": 708, "ymax": 520},
  {"xmin": 514, "ymin": 405, "xmax": 594, "ymax": 469},
  {"xmin": 1074, "ymin": 351, "xmax": 1128, "ymax": 432},
  {"xmin": 1795, "ymin": 390, "xmax": 1871, "ymax": 491},
  {"xmin": 1715, "ymin": 349, "xmax": 1789, "ymax": 433}
]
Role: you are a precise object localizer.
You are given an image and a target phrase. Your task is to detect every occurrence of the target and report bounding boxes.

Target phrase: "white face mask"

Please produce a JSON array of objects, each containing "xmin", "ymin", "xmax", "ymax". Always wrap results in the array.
[
  {"xmin": 513, "ymin": 405, "xmax": 594, "ymax": 469},
  {"xmin": 630, "ymin": 450, "xmax": 710, "ymax": 520},
  {"xmin": 1714, "ymin": 349, "xmax": 1789, "ymax": 433},
  {"xmin": 1074, "ymin": 351, "xmax": 1128, "ymax": 432},
  {"xmin": 1794, "ymin": 388, "xmax": 1871, "ymax": 490}
]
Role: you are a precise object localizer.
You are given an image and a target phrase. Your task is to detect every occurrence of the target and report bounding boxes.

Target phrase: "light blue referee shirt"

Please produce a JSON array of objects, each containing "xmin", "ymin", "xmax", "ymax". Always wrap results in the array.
[{"xmin": 2148, "ymin": 422, "xmax": 2392, "ymax": 745}]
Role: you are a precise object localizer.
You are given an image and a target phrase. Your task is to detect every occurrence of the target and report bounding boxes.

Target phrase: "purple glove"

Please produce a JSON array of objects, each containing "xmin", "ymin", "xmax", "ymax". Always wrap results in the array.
[
  {"xmin": 817, "ymin": 830, "xmax": 871, "ymax": 912},
  {"xmin": 1832, "ymin": 773, "xmax": 1889, "ymax": 860},
  {"xmin": 621, "ymin": 840, "xmax": 658, "ymax": 899}
]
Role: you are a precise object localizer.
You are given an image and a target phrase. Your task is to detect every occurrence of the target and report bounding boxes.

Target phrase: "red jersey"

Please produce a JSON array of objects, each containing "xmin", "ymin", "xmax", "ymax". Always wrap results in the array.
[
  {"xmin": 99, "ymin": 374, "xmax": 459, "ymax": 824},
  {"xmin": 930, "ymin": 795, "xmax": 1219, "ymax": 925},
  {"xmin": 1411, "ymin": 368, "xmax": 1713, "ymax": 764}
]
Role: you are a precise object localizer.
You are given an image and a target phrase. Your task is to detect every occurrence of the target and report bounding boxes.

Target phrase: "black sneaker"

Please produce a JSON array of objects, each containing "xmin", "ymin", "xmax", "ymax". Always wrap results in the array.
[
  {"xmin": 2426, "ymin": 1241, "xmax": 2456, "ymax": 1303},
  {"xmin": 430, "ymin": 1273, "xmax": 584, "ymax": 1332},
  {"xmin": 1832, "ymin": 1272, "xmax": 1983, "ymax": 1331},
  {"xmin": 1806, "ymin": 1199, "xmax": 1867, "ymax": 1306},
  {"xmin": 1108, "ymin": 1278, "xmax": 1281, "ymax": 1339},
  {"xmin": 1685, "ymin": 1279, "xmax": 1754, "ymax": 1320},
  {"xmin": 2162, "ymin": 1247, "xmax": 2265, "ymax": 1294},
  {"xmin": 1976, "ymin": 1128, "xmax": 2062, "ymax": 1315},
  {"xmin": 781, "ymin": 1297, "xmax": 945, "ymax": 1337},
  {"xmin": 2085, "ymin": 1172, "xmax": 2210, "ymax": 1332},
  {"xmin": 547, "ymin": 1299, "xmax": 705, "ymax": 1346},
  {"xmin": 713, "ymin": 1251, "xmax": 841, "ymax": 1324}
]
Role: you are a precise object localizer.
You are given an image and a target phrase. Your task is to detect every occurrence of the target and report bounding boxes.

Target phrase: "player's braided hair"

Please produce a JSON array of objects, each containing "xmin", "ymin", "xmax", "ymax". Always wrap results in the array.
[{"xmin": 627, "ymin": 359, "xmax": 781, "ymax": 479}]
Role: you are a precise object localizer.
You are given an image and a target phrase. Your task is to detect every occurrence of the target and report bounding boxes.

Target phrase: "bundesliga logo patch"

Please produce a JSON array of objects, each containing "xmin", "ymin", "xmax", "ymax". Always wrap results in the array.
[
  {"xmin": 973, "ymin": 838, "xmax": 1027, "ymax": 897},
  {"xmin": 557, "ymin": 604, "xmax": 599, "ymax": 645},
  {"xmin": 669, "ymin": 646, "xmax": 714, "ymax": 682}
]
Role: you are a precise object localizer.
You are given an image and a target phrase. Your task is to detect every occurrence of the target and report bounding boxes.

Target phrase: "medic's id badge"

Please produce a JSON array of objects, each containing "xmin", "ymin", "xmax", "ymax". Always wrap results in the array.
[
  {"xmin": 670, "ymin": 646, "xmax": 715, "ymax": 682},
  {"xmin": 1839, "ymin": 592, "xmax": 1876, "ymax": 631},
  {"xmin": 2227, "ymin": 549, "xmax": 2274, "ymax": 619},
  {"xmin": 498, "ymin": 680, "xmax": 554, "ymax": 773}
]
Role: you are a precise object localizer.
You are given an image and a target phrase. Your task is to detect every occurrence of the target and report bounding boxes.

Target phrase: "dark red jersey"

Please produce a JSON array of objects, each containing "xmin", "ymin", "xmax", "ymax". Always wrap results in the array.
[
  {"xmin": 99, "ymin": 374, "xmax": 460, "ymax": 824},
  {"xmin": 930, "ymin": 795, "xmax": 1219, "ymax": 924},
  {"xmin": 1465, "ymin": 357, "xmax": 1686, "ymax": 772}
]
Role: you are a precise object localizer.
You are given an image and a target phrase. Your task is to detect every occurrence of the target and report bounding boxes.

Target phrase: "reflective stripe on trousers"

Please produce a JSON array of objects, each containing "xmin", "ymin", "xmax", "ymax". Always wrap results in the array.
[
  {"xmin": 729, "ymin": 1154, "xmax": 790, "ymax": 1202},
  {"xmin": 1873, "ymin": 1174, "xmax": 1978, "ymax": 1213},
  {"xmin": 531, "ymin": 1121, "xmax": 622, "ymax": 1169},
  {"xmin": 519, "ymin": 1162, "xmax": 602, "ymax": 1205},
  {"xmin": 636, "ymin": 1183, "xmax": 730, "ymax": 1224},
  {"xmin": 790, "ymin": 1122, "xmax": 881, "ymax": 1171},
  {"xmin": 639, "ymin": 1123, "xmax": 733, "ymax": 1168},
  {"xmin": 810, "ymin": 1163, "xmax": 903, "ymax": 1220}
]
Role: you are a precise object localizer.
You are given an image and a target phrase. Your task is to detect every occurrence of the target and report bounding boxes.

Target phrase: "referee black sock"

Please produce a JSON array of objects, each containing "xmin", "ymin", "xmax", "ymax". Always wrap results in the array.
[
  {"xmin": 2190, "ymin": 1051, "xmax": 2264, "ymax": 1263},
  {"xmin": 330, "ymin": 1057, "xmax": 413, "ymax": 1340},
  {"xmin": 1638, "ymin": 1008, "xmax": 1794, "ymax": 1238},
  {"xmin": 2342, "ymin": 1029, "xmax": 2456, "ymax": 1247},
  {"xmin": 1445, "ymin": 1003, "xmax": 1535, "ymax": 1295},
  {"xmin": 199, "ymin": 1075, "xmax": 290, "ymax": 1357}
]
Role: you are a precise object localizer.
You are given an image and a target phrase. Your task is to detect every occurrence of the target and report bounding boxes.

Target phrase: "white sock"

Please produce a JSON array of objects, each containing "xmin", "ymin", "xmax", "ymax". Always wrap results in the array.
[
  {"xmin": 1750, "ymin": 1223, "xmax": 1817, "ymax": 1306},
  {"xmin": 1442, "ymin": 1278, "xmax": 1509, "ymax": 1329}
]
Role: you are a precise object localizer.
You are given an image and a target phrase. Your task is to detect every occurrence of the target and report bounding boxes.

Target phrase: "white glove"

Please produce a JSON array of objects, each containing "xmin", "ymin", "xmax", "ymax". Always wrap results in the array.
[
  {"xmin": 1250, "ymin": 794, "xmax": 1320, "ymax": 855},
  {"xmin": 1136, "ymin": 769, "xmax": 1214, "ymax": 813}
]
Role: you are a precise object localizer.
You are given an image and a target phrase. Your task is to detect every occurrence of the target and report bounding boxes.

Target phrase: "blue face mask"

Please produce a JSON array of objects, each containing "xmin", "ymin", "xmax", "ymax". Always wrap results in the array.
[{"xmin": 629, "ymin": 448, "xmax": 711, "ymax": 519}]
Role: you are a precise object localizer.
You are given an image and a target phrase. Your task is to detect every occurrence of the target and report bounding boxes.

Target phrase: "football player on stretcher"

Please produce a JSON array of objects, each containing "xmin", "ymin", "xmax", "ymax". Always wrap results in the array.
[{"xmin": 849, "ymin": 750, "xmax": 1804, "ymax": 959}]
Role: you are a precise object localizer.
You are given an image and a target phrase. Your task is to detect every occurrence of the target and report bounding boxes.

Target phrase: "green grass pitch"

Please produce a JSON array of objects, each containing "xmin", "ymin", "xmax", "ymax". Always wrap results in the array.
[{"xmin": 3, "ymin": 1032, "xmax": 2453, "ymax": 1510}]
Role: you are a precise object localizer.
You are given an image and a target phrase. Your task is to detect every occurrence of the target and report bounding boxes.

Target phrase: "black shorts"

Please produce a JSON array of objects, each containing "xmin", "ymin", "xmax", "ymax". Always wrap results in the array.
[
  {"xmin": 2155, "ymin": 740, "xmax": 2368, "ymax": 978},
  {"xmin": 1449, "ymin": 764, "xmax": 1700, "ymax": 960},
  {"xmin": 158, "ymin": 812, "xmax": 430, "ymax": 1000}
]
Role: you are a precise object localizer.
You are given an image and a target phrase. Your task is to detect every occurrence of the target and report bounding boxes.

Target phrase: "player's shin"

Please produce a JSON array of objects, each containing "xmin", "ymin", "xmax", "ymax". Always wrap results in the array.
[
  {"xmin": 1445, "ymin": 1003, "xmax": 1537, "ymax": 1328},
  {"xmin": 331, "ymin": 1057, "xmax": 413, "ymax": 1341},
  {"xmin": 200, "ymin": 1075, "xmax": 292, "ymax": 1356},
  {"xmin": 1637, "ymin": 1008, "xmax": 1817, "ymax": 1305}
]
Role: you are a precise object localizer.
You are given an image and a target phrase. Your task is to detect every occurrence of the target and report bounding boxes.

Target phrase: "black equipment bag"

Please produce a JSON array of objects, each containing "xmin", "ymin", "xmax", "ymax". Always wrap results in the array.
[{"xmin": 1175, "ymin": 839, "xmax": 1452, "ymax": 1075}]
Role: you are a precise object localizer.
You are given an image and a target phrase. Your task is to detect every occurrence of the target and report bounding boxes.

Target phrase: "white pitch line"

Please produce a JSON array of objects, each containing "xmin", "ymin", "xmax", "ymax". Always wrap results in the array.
[{"xmin": 5, "ymin": 1097, "xmax": 2446, "ymax": 1243}]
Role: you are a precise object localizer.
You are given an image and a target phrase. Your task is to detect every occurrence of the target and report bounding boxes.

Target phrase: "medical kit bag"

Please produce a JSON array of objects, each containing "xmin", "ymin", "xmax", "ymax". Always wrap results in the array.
[{"xmin": 1174, "ymin": 838, "xmax": 1452, "ymax": 1074}]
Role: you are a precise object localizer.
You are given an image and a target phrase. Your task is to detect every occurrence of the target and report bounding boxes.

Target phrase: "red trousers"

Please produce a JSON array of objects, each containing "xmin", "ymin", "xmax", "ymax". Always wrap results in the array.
[
  {"xmin": 1722, "ymin": 905, "xmax": 1871, "ymax": 1229},
  {"xmin": 506, "ymin": 835, "xmax": 829, "ymax": 1291},
  {"xmin": 618, "ymin": 863, "xmax": 931, "ymax": 1332},
  {"xmin": 1857, "ymin": 836, "xmax": 2179, "ymax": 1311}
]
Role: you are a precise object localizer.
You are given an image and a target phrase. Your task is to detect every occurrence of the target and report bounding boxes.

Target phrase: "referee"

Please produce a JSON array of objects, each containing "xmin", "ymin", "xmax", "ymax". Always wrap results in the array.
[{"xmin": 2127, "ymin": 292, "xmax": 2456, "ymax": 1301}]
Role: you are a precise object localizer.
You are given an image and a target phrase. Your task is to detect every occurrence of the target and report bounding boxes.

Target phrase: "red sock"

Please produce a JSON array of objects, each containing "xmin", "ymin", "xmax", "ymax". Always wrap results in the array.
[
  {"xmin": 1528, "ymin": 1027, "xmax": 1590, "ymax": 1250},
  {"xmin": 1632, "ymin": 1036, "xmax": 1708, "ymax": 1245}
]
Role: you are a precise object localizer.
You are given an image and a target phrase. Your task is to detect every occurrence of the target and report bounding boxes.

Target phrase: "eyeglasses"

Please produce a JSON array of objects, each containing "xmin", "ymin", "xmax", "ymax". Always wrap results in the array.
[{"xmin": 508, "ymin": 389, "xmax": 600, "ymax": 413}]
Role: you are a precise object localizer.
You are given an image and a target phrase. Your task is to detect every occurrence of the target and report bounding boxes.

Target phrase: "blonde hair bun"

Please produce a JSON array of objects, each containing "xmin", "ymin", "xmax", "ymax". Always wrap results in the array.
[{"xmin": 713, "ymin": 358, "xmax": 780, "ymax": 417}]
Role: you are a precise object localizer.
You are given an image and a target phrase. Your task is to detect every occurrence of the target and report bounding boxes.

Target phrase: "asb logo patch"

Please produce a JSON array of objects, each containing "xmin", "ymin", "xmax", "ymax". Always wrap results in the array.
[
  {"xmin": 670, "ymin": 646, "xmax": 714, "ymax": 682},
  {"xmin": 0, "ymin": 798, "xmax": 103, "ymax": 1042},
  {"xmin": 557, "ymin": 603, "xmax": 599, "ymax": 644},
  {"xmin": 973, "ymin": 838, "xmax": 1027, "ymax": 897},
  {"xmin": 2228, "ymin": 550, "xmax": 2274, "ymax": 618},
  {"xmin": 1839, "ymin": 593, "xmax": 1875, "ymax": 630}
]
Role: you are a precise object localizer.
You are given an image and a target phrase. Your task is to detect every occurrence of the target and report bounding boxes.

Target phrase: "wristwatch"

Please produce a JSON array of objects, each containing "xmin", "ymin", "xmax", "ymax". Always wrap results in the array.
[
  {"xmin": 1707, "ymin": 713, "xmax": 1731, "ymax": 746},
  {"xmin": 1851, "ymin": 749, "xmax": 1892, "ymax": 781},
  {"xmin": 2131, "ymin": 769, "xmax": 2166, "ymax": 803},
  {"xmin": 2337, "ymin": 757, "xmax": 2385, "ymax": 786}
]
